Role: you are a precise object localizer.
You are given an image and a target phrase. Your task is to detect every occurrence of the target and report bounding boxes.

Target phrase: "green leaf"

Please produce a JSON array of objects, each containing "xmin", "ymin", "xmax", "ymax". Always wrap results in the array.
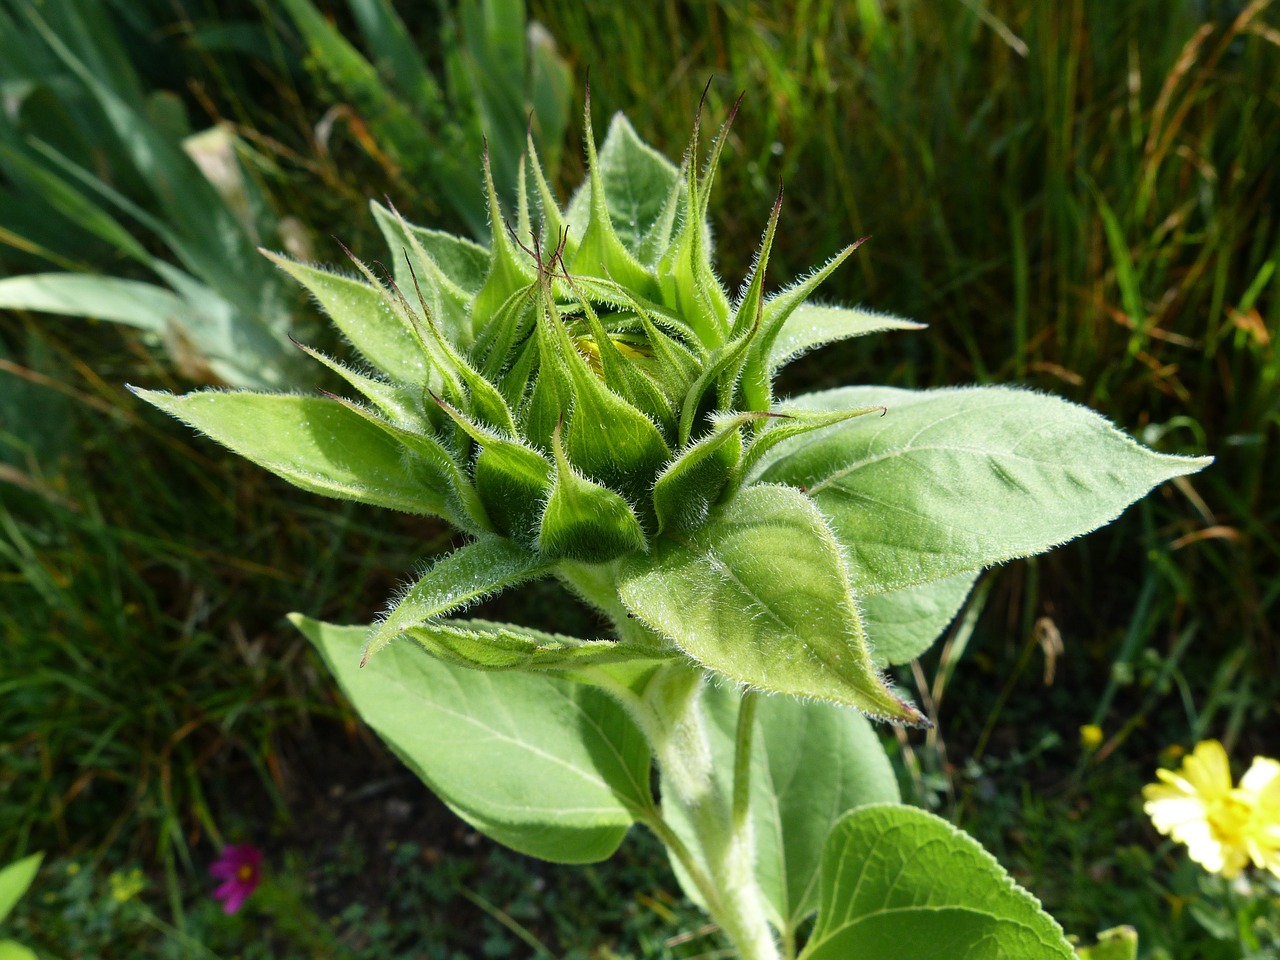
[
  {"xmin": 538, "ymin": 421, "xmax": 647, "ymax": 563},
  {"xmin": 0, "ymin": 941, "xmax": 38, "ymax": 960},
  {"xmin": 370, "ymin": 201, "xmax": 476, "ymax": 343},
  {"xmin": 472, "ymin": 147, "xmax": 537, "ymax": 332},
  {"xmin": 619, "ymin": 485, "xmax": 923, "ymax": 723},
  {"xmin": 566, "ymin": 113, "xmax": 680, "ymax": 256},
  {"xmin": 861, "ymin": 570, "xmax": 979, "ymax": 666},
  {"xmin": 665, "ymin": 687, "xmax": 899, "ymax": 935},
  {"xmin": 291, "ymin": 339, "xmax": 427, "ymax": 430},
  {"xmin": 750, "ymin": 697, "xmax": 900, "ymax": 932},
  {"xmin": 568, "ymin": 97, "xmax": 660, "ymax": 299},
  {"xmin": 263, "ymin": 252, "xmax": 428, "ymax": 384},
  {"xmin": 404, "ymin": 617, "xmax": 670, "ymax": 673},
  {"xmin": 740, "ymin": 242, "xmax": 862, "ymax": 410},
  {"xmin": 131, "ymin": 389, "xmax": 451, "ymax": 516},
  {"xmin": 801, "ymin": 805, "xmax": 1074, "ymax": 960},
  {"xmin": 0, "ymin": 273, "xmax": 185, "ymax": 332},
  {"xmin": 0, "ymin": 852, "xmax": 42, "ymax": 923},
  {"xmin": 759, "ymin": 386, "xmax": 1212, "ymax": 594},
  {"xmin": 766, "ymin": 303, "xmax": 924, "ymax": 373},
  {"xmin": 652, "ymin": 412, "xmax": 756, "ymax": 533},
  {"xmin": 362, "ymin": 536, "xmax": 549, "ymax": 664},
  {"xmin": 296, "ymin": 617, "xmax": 651, "ymax": 864}
]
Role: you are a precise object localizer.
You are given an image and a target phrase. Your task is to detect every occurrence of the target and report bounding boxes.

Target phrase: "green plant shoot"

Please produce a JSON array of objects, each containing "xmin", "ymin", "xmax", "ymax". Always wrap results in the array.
[{"xmin": 133, "ymin": 90, "xmax": 1211, "ymax": 959}]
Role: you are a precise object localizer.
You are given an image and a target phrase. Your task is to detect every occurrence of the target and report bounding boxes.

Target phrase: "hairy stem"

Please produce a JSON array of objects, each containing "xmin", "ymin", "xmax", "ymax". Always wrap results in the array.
[
  {"xmin": 733, "ymin": 689, "xmax": 760, "ymax": 834},
  {"xmin": 638, "ymin": 667, "xmax": 780, "ymax": 960}
]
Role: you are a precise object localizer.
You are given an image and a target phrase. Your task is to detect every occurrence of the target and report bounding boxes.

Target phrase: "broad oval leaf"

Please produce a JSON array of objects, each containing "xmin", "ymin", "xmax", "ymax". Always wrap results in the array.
[
  {"xmin": 759, "ymin": 386, "xmax": 1212, "ymax": 594},
  {"xmin": 618, "ymin": 484, "xmax": 923, "ymax": 723},
  {"xmin": 800, "ymin": 804, "xmax": 1073, "ymax": 960},
  {"xmin": 861, "ymin": 569, "xmax": 979, "ymax": 665},
  {"xmin": 295, "ymin": 617, "xmax": 653, "ymax": 864},
  {"xmin": 131, "ymin": 389, "xmax": 451, "ymax": 517}
]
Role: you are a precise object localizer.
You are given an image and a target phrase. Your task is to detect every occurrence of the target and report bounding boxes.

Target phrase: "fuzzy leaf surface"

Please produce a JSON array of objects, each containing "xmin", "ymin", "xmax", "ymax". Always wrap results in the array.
[
  {"xmin": 619, "ymin": 485, "xmax": 921, "ymax": 722},
  {"xmin": 131, "ymin": 389, "xmax": 449, "ymax": 516},
  {"xmin": 264, "ymin": 252, "xmax": 427, "ymax": 383},
  {"xmin": 767, "ymin": 304, "xmax": 924, "ymax": 372},
  {"xmin": 363, "ymin": 537, "xmax": 548, "ymax": 663},
  {"xmin": 861, "ymin": 570, "xmax": 979, "ymax": 665},
  {"xmin": 403, "ymin": 618, "xmax": 671, "ymax": 673},
  {"xmin": 297, "ymin": 617, "xmax": 651, "ymax": 864},
  {"xmin": 565, "ymin": 113, "xmax": 679, "ymax": 256},
  {"xmin": 759, "ymin": 386, "xmax": 1212, "ymax": 594},
  {"xmin": 801, "ymin": 805, "xmax": 1073, "ymax": 959}
]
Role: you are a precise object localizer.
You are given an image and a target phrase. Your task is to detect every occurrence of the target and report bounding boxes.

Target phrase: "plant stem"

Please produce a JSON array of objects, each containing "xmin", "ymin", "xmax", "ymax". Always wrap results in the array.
[
  {"xmin": 639, "ymin": 667, "xmax": 780, "ymax": 960},
  {"xmin": 733, "ymin": 689, "xmax": 759, "ymax": 834}
]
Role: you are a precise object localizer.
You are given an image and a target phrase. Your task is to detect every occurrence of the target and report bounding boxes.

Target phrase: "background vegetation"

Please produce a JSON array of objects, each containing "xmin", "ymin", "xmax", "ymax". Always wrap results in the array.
[{"xmin": 1, "ymin": 0, "xmax": 1276, "ymax": 956}]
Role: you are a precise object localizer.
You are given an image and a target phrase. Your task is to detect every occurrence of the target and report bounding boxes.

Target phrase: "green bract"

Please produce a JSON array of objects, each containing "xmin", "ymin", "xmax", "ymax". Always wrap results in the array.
[
  {"xmin": 134, "ymin": 94, "xmax": 1210, "ymax": 960},
  {"xmin": 133, "ymin": 98, "xmax": 1207, "ymax": 721}
]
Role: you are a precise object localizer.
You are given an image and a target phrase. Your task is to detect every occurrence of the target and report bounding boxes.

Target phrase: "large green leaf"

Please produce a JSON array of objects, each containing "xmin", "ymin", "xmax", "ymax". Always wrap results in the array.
[
  {"xmin": 296, "ymin": 617, "xmax": 652, "ymax": 864},
  {"xmin": 750, "ymin": 696, "xmax": 900, "ymax": 932},
  {"xmin": 759, "ymin": 386, "xmax": 1212, "ymax": 594},
  {"xmin": 131, "ymin": 390, "xmax": 451, "ymax": 517},
  {"xmin": 861, "ymin": 570, "xmax": 979, "ymax": 665},
  {"xmin": 619, "ymin": 485, "xmax": 923, "ymax": 723},
  {"xmin": 801, "ymin": 805, "xmax": 1074, "ymax": 959},
  {"xmin": 664, "ymin": 687, "xmax": 899, "ymax": 936}
]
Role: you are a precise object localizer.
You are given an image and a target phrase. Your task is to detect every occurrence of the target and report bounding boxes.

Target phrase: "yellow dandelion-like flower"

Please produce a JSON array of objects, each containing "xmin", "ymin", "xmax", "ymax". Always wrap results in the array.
[
  {"xmin": 1142, "ymin": 740, "xmax": 1255, "ymax": 877},
  {"xmin": 1143, "ymin": 740, "xmax": 1280, "ymax": 879}
]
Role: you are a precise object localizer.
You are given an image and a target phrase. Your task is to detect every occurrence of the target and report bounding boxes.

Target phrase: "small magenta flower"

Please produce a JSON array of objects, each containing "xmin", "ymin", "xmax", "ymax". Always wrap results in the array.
[{"xmin": 209, "ymin": 844, "xmax": 262, "ymax": 914}]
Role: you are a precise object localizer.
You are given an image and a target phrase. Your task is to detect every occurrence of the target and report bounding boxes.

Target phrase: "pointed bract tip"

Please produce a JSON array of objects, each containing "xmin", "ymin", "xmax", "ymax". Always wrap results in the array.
[
  {"xmin": 696, "ymin": 76, "xmax": 714, "ymax": 121},
  {"xmin": 728, "ymin": 89, "xmax": 745, "ymax": 121},
  {"xmin": 334, "ymin": 237, "xmax": 359, "ymax": 263}
]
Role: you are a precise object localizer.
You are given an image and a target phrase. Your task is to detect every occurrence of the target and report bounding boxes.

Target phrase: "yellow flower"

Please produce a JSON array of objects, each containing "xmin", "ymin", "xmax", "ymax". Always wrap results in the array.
[
  {"xmin": 1079, "ymin": 724, "xmax": 1103, "ymax": 751},
  {"xmin": 1143, "ymin": 740, "xmax": 1280, "ymax": 878}
]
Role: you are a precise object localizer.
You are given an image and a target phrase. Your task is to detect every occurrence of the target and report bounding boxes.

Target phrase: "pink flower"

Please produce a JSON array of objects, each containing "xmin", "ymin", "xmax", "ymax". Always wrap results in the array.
[{"xmin": 209, "ymin": 844, "xmax": 262, "ymax": 915}]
